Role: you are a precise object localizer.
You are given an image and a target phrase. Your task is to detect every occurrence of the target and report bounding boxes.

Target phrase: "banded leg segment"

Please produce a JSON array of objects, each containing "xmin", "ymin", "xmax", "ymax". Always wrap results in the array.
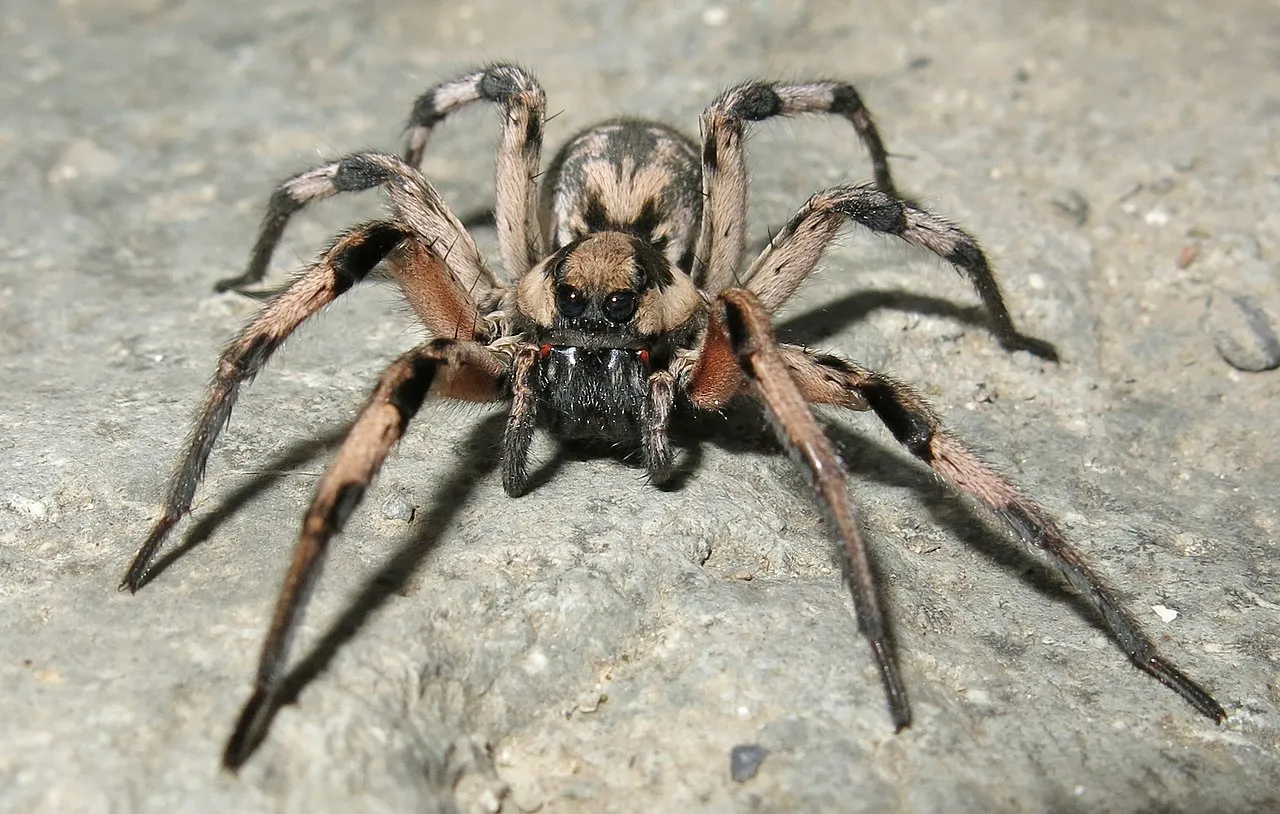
[
  {"xmin": 405, "ymin": 63, "xmax": 547, "ymax": 277},
  {"xmin": 216, "ymin": 164, "xmax": 347, "ymax": 293},
  {"xmin": 223, "ymin": 339, "xmax": 505, "ymax": 769},
  {"xmin": 501, "ymin": 345, "xmax": 540, "ymax": 497},
  {"xmin": 218, "ymin": 151, "xmax": 498, "ymax": 296},
  {"xmin": 121, "ymin": 222, "xmax": 407, "ymax": 592},
  {"xmin": 643, "ymin": 371, "xmax": 677, "ymax": 484},
  {"xmin": 694, "ymin": 80, "xmax": 898, "ymax": 294},
  {"xmin": 781, "ymin": 346, "xmax": 1225, "ymax": 723},
  {"xmin": 710, "ymin": 288, "xmax": 911, "ymax": 731},
  {"xmin": 747, "ymin": 185, "xmax": 1058, "ymax": 360}
]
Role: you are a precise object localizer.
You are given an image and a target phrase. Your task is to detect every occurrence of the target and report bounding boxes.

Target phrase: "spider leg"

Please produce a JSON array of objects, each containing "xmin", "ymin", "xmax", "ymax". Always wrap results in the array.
[
  {"xmin": 121, "ymin": 222, "xmax": 407, "ymax": 592},
  {"xmin": 217, "ymin": 151, "xmax": 498, "ymax": 296},
  {"xmin": 746, "ymin": 184, "xmax": 1058, "ymax": 360},
  {"xmin": 501, "ymin": 345, "xmax": 539, "ymax": 497},
  {"xmin": 643, "ymin": 370, "xmax": 678, "ymax": 485},
  {"xmin": 223, "ymin": 338, "xmax": 507, "ymax": 770},
  {"xmin": 778, "ymin": 345, "xmax": 1225, "ymax": 723},
  {"xmin": 696, "ymin": 288, "xmax": 912, "ymax": 731},
  {"xmin": 404, "ymin": 63, "xmax": 547, "ymax": 277},
  {"xmin": 123, "ymin": 209, "xmax": 495, "ymax": 592},
  {"xmin": 693, "ymin": 79, "xmax": 897, "ymax": 294}
]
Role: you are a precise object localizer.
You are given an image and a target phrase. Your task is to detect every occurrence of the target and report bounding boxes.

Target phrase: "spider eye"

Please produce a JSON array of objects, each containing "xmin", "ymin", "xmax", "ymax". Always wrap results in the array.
[
  {"xmin": 556, "ymin": 284, "xmax": 587, "ymax": 318},
  {"xmin": 602, "ymin": 289, "xmax": 638, "ymax": 323}
]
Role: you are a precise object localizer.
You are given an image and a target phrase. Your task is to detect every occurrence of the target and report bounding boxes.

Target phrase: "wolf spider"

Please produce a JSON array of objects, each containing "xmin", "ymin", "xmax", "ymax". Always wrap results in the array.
[{"xmin": 121, "ymin": 64, "xmax": 1224, "ymax": 769}]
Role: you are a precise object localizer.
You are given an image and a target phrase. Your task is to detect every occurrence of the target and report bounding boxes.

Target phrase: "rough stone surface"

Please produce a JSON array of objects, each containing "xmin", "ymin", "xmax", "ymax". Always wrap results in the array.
[{"xmin": 2, "ymin": 1, "xmax": 1278, "ymax": 812}]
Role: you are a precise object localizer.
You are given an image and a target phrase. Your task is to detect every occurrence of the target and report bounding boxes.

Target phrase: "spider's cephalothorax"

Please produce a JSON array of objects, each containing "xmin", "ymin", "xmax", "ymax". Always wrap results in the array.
[
  {"xmin": 120, "ymin": 63, "xmax": 1225, "ymax": 770},
  {"xmin": 514, "ymin": 229, "xmax": 701, "ymax": 442}
]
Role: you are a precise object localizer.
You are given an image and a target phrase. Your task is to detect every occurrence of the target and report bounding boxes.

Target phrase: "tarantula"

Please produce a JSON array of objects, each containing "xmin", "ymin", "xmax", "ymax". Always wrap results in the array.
[{"xmin": 120, "ymin": 64, "xmax": 1224, "ymax": 769}]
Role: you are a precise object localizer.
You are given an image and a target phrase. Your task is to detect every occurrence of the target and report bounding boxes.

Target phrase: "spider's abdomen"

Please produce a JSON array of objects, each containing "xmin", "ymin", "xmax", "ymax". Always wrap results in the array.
[
  {"xmin": 541, "ymin": 119, "xmax": 702, "ymax": 274},
  {"xmin": 536, "ymin": 346, "xmax": 649, "ymax": 440}
]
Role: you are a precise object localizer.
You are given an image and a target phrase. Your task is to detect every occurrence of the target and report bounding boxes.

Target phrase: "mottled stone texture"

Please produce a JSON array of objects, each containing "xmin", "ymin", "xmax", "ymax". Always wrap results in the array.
[{"xmin": 1, "ymin": 1, "xmax": 1277, "ymax": 812}]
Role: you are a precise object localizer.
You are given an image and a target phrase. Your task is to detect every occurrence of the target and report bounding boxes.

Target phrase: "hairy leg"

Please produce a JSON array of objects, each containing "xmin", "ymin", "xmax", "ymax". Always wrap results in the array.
[
  {"xmin": 121, "ymin": 222, "xmax": 406, "ymax": 591},
  {"xmin": 217, "ymin": 152, "xmax": 496, "ymax": 296},
  {"xmin": 501, "ymin": 345, "xmax": 540, "ymax": 497},
  {"xmin": 643, "ymin": 370, "xmax": 677, "ymax": 484},
  {"xmin": 779, "ymin": 345, "xmax": 1225, "ymax": 722},
  {"xmin": 693, "ymin": 288, "xmax": 912, "ymax": 730},
  {"xmin": 223, "ymin": 339, "xmax": 506, "ymax": 769},
  {"xmin": 694, "ymin": 80, "xmax": 898, "ymax": 294},
  {"xmin": 405, "ymin": 63, "xmax": 547, "ymax": 277},
  {"xmin": 747, "ymin": 184, "xmax": 1058, "ymax": 360}
]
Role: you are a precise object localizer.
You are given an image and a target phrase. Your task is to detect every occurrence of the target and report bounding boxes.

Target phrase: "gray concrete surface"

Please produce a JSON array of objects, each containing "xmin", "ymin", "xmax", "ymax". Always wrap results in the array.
[{"xmin": 2, "ymin": 1, "xmax": 1278, "ymax": 811}]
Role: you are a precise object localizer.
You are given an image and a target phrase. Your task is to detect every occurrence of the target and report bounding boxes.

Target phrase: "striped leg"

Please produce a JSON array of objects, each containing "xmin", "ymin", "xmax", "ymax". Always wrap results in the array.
[
  {"xmin": 121, "ymin": 222, "xmax": 406, "ymax": 592},
  {"xmin": 746, "ymin": 185, "xmax": 1058, "ymax": 360},
  {"xmin": 216, "ymin": 86, "xmax": 528, "ymax": 298},
  {"xmin": 405, "ymin": 63, "xmax": 547, "ymax": 277},
  {"xmin": 777, "ymin": 345, "xmax": 1225, "ymax": 723},
  {"xmin": 222, "ymin": 339, "xmax": 506, "ymax": 770},
  {"xmin": 219, "ymin": 151, "xmax": 496, "ymax": 296},
  {"xmin": 694, "ymin": 80, "xmax": 898, "ymax": 294},
  {"xmin": 700, "ymin": 288, "xmax": 912, "ymax": 731}
]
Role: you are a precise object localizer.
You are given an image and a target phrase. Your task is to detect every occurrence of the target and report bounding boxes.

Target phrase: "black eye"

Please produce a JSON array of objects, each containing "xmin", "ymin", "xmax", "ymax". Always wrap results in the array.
[
  {"xmin": 602, "ymin": 289, "xmax": 637, "ymax": 323},
  {"xmin": 556, "ymin": 284, "xmax": 587, "ymax": 318}
]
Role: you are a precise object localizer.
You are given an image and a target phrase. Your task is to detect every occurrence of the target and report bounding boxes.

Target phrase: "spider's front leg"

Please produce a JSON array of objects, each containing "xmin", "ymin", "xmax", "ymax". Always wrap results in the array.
[
  {"xmin": 404, "ymin": 64, "xmax": 547, "ymax": 277},
  {"xmin": 643, "ymin": 370, "xmax": 679, "ymax": 485},
  {"xmin": 224, "ymin": 338, "xmax": 508, "ymax": 770},
  {"xmin": 219, "ymin": 63, "xmax": 545, "ymax": 293},
  {"xmin": 125, "ymin": 175, "xmax": 493, "ymax": 592},
  {"xmin": 778, "ymin": 346, "xmax": 1226, "ymax": 723},
  {"xmin": 686, "ymin": 289, "xmax": 912, "ymax": 730},
  {"xmin": 120, "ymin": 221, "xmax": 407, "ymax": 592},
  {"xmin": 694, "ymin": 79, "xmax": 898, "ymax": 294},
  {"xmin": 217, "ymin": 152, "xmax": 497, "ymax": 296},
  {"xmin": 748, "ymin": 184, "xmax": 1059, "ymax": 360}
]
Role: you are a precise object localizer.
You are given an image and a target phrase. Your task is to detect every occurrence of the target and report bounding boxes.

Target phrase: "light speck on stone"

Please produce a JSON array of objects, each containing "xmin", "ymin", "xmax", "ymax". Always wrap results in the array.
[
  {"xmin": 7, "ymin": 495, "xmax": 47, "ymax": 519},
  {"xmin": 702, "ymin": 7, "xmax": 729, "ymax": 26},
  {"xmin": 48, "ymin": 139, "xmax": 121, "ymax": 183},
  {"xmin": 380, "ymin": 495, "xmax": 415, "ymax": 521}
]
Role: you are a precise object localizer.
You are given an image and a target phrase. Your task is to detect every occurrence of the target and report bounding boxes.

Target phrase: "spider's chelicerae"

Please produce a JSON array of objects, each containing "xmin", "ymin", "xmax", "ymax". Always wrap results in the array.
[{"xmin": 121, "ymin": 64, "xmax": 1224, "ymax": 769}]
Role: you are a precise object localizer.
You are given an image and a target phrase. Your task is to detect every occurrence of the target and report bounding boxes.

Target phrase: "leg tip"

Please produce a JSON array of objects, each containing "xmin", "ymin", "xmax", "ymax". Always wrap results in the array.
[
  {"xmin": 223, "ymin": 688, "xmax": 276, "ymax": 771},
  {"xmin": 1002, "ymin": 333, "xmax": 1060, "ymax": 362}
]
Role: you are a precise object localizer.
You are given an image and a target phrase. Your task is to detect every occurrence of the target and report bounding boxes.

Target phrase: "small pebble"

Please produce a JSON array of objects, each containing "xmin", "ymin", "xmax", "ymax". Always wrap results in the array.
[
  {"xmin": 1050, "ymin": 189, "xmax": 1089, "ymax": 226},
  {"xmin": 1171, "ymin": 149, "xmax": 1198, "ymax": 172},
  {"xmin": 730, "ymin": 744, "xmax": 768, "ymax": 782},
  {"xmin": 1208, "ymin": 292, "xmax": 1280, "ymax": 372},
  {"xmin": 1176, "ymin": 245, "xmax": 1198, "ymax": 270},
  {"xmin": 380, "ymin": 496, "xmax": 415, "ymax": 521}
]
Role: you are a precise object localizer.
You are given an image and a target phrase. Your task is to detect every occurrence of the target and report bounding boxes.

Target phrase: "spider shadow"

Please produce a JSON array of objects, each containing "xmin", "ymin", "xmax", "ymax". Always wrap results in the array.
[
  {"xmin": 225, "ymin": 402, "xmax": 1093, "ymax": 766},
  {"xmin": 774, "ymin": 288, "xmax": 990, "ymax": 349},
  {"xmin": 671, "ymin": 400, "xmax": 1089, "ymax": 618},
  {"xmin": 136, "ymin": 426, "xmax": 351, "ymax": 588},
  {"xmin": 227, "ymin": 411, "xmax": 508, "ymax": 766}
]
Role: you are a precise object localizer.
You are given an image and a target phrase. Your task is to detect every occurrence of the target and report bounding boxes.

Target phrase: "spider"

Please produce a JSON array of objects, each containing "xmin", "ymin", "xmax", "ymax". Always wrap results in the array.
[{"xmin": 120, "ymin": 64, "xmax": 1224, "ymax": 770}]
